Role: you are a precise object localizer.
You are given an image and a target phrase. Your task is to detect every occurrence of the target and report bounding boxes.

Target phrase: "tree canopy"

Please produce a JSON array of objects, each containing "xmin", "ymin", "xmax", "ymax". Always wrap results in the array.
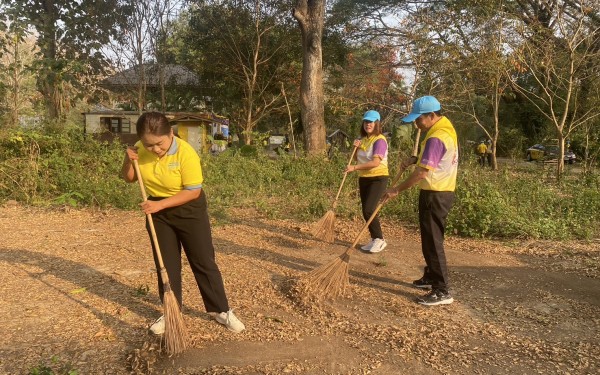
[{"xmin": 0, "ymin": 0, "xmax": 598, "ymax": 170}]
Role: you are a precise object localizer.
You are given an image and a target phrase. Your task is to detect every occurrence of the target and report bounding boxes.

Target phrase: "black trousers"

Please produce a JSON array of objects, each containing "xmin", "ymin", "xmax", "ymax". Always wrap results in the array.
[
  {"xmin": 419, "ymin": 190, "xmax": 455, "ymax": 292},
  {"xmin": 358, "ymin": 176, "xmax": 389, "ymax": 240},
  {"xmin": 146, "ymin": 193, "xmax": 229, "ymax": 313}
]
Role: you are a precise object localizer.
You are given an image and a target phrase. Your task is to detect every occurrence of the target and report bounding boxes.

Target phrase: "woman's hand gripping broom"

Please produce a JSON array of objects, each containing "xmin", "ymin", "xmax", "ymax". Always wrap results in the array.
[{"xmin": 132, "ymin": 159, "xmax": 188, "ymax": 356}]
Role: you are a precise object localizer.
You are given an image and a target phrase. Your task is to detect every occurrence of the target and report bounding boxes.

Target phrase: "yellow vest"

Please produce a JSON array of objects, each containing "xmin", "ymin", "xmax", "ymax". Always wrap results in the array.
[
  {"xmin": 357, "ymin": 134, "xmax": 389, "ymax": 177},
  {"xmin": 417, "ymin": 117, "xmax": 458, "ymax": 191}
]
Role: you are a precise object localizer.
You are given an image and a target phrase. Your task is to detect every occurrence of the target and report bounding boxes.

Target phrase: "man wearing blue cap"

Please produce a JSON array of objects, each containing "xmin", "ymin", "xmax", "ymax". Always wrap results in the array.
[{"xmin": 383, "ymin": 96, "xmax": 458, "ymax": 306}]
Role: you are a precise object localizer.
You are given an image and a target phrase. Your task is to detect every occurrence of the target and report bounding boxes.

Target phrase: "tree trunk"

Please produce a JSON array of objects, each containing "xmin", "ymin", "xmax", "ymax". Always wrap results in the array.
[
  {"xmin": 293, "ymin": 0, "xmax": 326, "ymax": 156},
  {"xmin": 10, "ymin": 38, "xmax": 20, "ymax": 127},
  {"xmin": 557, "ymin": 136, "xmax": 565, "ymax": 179},
  {"xmin": 38, "ymin": 0, "xmax": 62, "ymax": 120}
]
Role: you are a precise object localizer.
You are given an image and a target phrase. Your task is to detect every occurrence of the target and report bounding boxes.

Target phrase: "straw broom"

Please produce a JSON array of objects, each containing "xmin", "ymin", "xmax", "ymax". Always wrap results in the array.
[
  {"xmin": 296, "ymin": 128, "xmax": 421, "ymax": 302},
  {"xmin": 133, "ymin": 159, "xmax": 188, "ymax": 356},
  {"xmin": 311, "ymin": 146, "xmax": 358, "ymax": 243}
]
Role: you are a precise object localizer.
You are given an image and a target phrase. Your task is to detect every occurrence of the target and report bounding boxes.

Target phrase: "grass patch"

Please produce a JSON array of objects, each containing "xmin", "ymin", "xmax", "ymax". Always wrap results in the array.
[{"xmin": 0, "ymin": 126, "xmax": 598, "ymax": 240}]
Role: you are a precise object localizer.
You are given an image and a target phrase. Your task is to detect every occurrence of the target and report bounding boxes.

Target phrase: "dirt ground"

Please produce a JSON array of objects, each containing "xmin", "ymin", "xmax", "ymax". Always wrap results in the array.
[{"xmin": 0, "ymin": 204, "xmax": 599, "ymax": 375}]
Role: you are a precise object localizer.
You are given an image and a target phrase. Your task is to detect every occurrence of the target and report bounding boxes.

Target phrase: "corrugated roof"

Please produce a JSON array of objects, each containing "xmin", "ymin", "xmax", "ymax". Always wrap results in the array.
[{"xmin": 102, "ymin": 64, "xmax": 200, "ymax": 87}]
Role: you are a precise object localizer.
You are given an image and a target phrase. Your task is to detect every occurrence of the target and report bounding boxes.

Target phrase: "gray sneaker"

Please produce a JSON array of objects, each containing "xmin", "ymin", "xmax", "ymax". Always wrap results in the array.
[
  {"xmin": 417, "ymin": 290, "xmax": 454, "ymax": 306},
  {"xmin": 212, "ymin": 309, "xmax": 245, "ymax": 333},
  {"xmin": 360, "ymin": 238, "xmax": 375, "ymax": 251},
  {"xmin": 149, "ymin": 315, "xmax": 165, "ymax": 335}
]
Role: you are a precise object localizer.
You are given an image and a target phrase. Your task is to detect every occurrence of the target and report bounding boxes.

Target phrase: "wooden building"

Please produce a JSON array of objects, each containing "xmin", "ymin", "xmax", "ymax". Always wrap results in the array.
[{"xmin": 83, "ymin": 109, "xmax": 229, "ymax": 153}]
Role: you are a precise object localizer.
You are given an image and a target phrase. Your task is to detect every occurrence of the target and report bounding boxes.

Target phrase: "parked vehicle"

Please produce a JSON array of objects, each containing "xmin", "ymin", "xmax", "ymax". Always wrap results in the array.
[{"xmin": 526, "ymin": 143, "xmax": 576, "ymax": 164}]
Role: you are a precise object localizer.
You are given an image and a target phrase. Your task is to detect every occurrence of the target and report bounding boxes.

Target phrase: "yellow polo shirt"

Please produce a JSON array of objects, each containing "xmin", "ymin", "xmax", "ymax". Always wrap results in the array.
[{"xmin": 135, "ymin": 137, "xmax": 203, "ymax": 198}]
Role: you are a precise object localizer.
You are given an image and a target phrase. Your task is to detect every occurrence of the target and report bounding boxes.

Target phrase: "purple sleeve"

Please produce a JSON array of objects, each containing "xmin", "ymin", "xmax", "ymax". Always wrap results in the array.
[
  {"xmin": 372, "ymin": 139, "xmax": 388, "ymax": 158},
  {"xmin": 420, "ymin": 138, "xmax": 446, "ymax": 169}
]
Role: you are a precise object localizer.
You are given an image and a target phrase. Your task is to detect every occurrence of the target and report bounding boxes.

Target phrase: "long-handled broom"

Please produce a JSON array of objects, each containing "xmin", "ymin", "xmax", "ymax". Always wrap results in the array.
[
  {"xmin": 295, "ymin": 128, "xmax": 421, "ymax": 302},
  {"xmin": 132, "ymin": 159, "xmax": 188, "ymax": 356},
  {"xmin": 311, "ymin": 146, "xmax": 358, "ymax": 243}
]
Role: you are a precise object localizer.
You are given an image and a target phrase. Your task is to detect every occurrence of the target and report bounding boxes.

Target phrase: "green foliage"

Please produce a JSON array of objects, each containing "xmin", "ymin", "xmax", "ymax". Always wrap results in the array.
[
  {"xmin": 446, "ymin": 166, "xmax": 600, "ymax": 240},
  {"xmin": 202, "ymin": 150, "xmax": 354, "ymax": 221},
  {"xmin": 0, "ymin": 125, "xmax": 138, "ymax": 208},
  {"xmin": 1, "ymin": 126, "xmax": 598, "ymax": 241},
  {"xmin": 54, "ymin": 191, "xmax": 85, "ymax": 207},
  {"xmin": 238, "ymin": 144, "xmax": 258, "ymax": 157},
  {"xmin": 28, "ymin": 355, "xmax": 78, "ymax": 375},
  {"xmin": 11, "ymin": 0, "xmax": 129, "ymax": 119},
  {"xmin": 134, "ymin": 284, "xmax": 150, "ymax": 297},
  {"xmin": 171, "ymin": 1, "xmax": 302, "ymax": 134}
]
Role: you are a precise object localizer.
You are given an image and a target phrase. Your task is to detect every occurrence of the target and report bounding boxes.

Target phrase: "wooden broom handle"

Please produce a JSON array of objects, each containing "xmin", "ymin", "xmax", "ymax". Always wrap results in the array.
[
  {"xmin": 332, "ymin": 146, "xmax": 358, "ymax": 207},
  {"xmin": 132, "ymin": 159, "xmax": 170, "ymax": 280},
  {"xmin": 349, "ymin": 201, "xmax": 385, "ymax": 249},
  {"xmin": 347, "ymin": 127, "xmax": 422, "ymax": 251}
]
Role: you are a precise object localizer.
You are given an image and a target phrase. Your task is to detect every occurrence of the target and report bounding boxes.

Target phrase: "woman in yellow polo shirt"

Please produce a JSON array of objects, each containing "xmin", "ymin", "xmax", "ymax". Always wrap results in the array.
[
  {"xmin": 121, "ymin": 112, "xmax": 245, "ymax": 334},
  {"xmin": 344, "ymin": 110, "xmax": 389, "ymax": 253}
]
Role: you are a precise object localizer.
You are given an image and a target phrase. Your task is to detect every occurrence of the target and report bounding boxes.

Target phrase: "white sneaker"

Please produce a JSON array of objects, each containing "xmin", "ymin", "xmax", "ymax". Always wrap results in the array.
[
  {"xmin": 213, "ymin": 309, "xmax": 245, "ymax": 333},
  {"xmin": 149, "ymin": 315, "xmax": 165, "ymax": 335},
  {"xmin": 361, "ymin": 238, "xmax": 375, "ymax": 251},
  {"xmin": 369, "ymin": 238, "xmax": 387, "ymax": 253}
]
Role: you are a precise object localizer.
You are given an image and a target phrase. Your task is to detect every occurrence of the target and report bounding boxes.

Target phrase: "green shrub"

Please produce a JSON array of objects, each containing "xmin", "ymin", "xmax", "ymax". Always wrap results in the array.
[
  {"xmin": 239, "ymin": 144, "xmax": 258, "ymax": 157},
  {"xmin": 0, "ymin": 125, "xmax": 138, "ymax": 208},
  {"xmin": 28, "ymin": 355, "xmax": 78, "ymax": 375},
  {"xmin": 0, "ymin": 126, "xmax": 598, "ymax": 240}
]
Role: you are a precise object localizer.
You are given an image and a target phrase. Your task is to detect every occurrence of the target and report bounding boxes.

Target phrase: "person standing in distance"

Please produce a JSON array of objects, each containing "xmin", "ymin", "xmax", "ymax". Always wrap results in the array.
[
  {"xmin": 121, "ymin": 112, "xmax": 245, "ymax": 333},
  {"xmin": 383, "ymin": 96, "xmax": 458, "ymax": 306},
  {"xmin": 345, "ymin": 110, "xmax": 389, "ymax": 253}
]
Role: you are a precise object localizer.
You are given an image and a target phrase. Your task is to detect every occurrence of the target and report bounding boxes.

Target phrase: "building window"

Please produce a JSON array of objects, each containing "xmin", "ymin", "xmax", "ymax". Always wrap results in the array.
[{"xmin": 101, "ymin": 117, "xmax": 131, "ymax": 134}]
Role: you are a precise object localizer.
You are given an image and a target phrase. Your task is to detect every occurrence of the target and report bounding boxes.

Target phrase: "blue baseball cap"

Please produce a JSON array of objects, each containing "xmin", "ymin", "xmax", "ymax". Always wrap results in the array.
[
  {"xmin": 362, "ymin": 110, "xmax": 381, "ymax": 122},
  {"xmin": 401, "ymin": 96, "xmax": 441, "ymax": 122}
]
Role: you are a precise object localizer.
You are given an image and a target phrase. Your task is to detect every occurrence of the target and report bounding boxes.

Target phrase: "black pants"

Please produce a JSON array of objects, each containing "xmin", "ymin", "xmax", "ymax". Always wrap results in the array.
[
  {"xmin": 478, "ymin": 153, "xmax": 486, "ymax": 166},
  {"xmin": 419, "ymin": 190, "xmax": 455, "ymax": 292},
  {"xmin": 358, "ymin": 176, "xmax": 389, "ymax": 240},
  {"xmin": 146, "ymin": 193, "xmax": 229, "ymax": 313}
]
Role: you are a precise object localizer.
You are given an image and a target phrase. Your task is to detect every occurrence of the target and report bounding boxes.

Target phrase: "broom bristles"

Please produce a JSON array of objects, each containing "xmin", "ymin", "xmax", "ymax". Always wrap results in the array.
[
  {"xmin": 311, "ymin": 210, "xmax": 336, "ymax": 243},
  {"xmin": 294, "ymin": 251, "xmax": 350, "ymax": 302},
  {"xmin": 162, "ymin": 290, "xmax": 188, "ymax": 356}
]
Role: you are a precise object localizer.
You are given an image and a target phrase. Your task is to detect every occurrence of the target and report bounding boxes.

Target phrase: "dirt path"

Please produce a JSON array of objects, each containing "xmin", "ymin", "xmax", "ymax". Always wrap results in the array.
[{"xmin": 0, "ymin": 205, "xmax": 598, "ymax": 374}]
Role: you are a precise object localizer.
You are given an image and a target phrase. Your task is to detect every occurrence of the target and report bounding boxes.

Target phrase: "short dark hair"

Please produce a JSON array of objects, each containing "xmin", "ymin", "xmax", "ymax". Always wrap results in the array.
[
  {"xmin": 360, "ymin": 119, "xmax": 383, "ymax": 137},
  {"xmin": 136, "ymin": 112, "xmax": 171, "ymax": 138}
]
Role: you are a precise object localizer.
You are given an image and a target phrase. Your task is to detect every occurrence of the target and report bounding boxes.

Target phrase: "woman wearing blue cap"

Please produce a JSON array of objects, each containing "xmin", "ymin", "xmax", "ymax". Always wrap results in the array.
[{"xmin": 344, "ymin": 110, "xmax": 389, "ymax": 253}]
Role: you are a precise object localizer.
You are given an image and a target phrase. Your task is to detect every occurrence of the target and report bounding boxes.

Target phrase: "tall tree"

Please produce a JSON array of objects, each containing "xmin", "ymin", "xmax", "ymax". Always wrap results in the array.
[
  {"xmin": 505, "ymin": 0, "xmax": 600, "ymax": 177},
  {"xmin": 293, "ymin": 0, "xmax": 326, "ymax": 155},
  {"xmin": 0, "ymin": 2, "xmax": 38, "ymax": 127},
  {"xmin": 17, "ymin": 0, "xmax": 127, "ymax": 120},
  {"xmin": 108, "ymin": 0, "xmax": 153, "ymax": 113},
  {"xmin": 415, "ymin": 0, "xmax": 511, "ymax": 170},
  {"xmin": 325, "ymin": 43, "xmax": 409, "ymax": 132},
  {"xmin": 147, "ymin": 0, "xmax": 182, "ymax": 111},
  {"xmin": 175, "ymin": 0, "xmax": 299, "ymax": 144}
]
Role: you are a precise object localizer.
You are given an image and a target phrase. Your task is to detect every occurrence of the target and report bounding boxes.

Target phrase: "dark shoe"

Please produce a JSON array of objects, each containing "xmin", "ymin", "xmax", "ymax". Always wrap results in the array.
[
  {"xmin": 417, "ymin": 290, "xmax": 454, "ymax": 306},
  {"xmin": 412, "ymin": 276, "xmax": 433, "ymax": 289}
]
